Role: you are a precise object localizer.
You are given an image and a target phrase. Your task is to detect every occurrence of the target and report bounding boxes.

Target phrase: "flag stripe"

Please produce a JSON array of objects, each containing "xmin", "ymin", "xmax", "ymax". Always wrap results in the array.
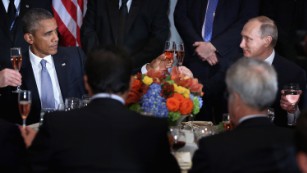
[{"xmin": 52, "ymin": 0, "xmax": 86, "ymax": 47}]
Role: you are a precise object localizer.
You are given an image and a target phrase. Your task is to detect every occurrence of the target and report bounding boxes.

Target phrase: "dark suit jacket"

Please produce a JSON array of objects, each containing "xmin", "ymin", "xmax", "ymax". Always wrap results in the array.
[
  {"xmin": 190, "ymin": 117, "xmax": 300, "ymax": 173},
  {"xmin": 29, "ymin": 98, "xmax": 180, "ymax": 173},
  {"xmin": 0, "ymin": 47, "xmax": 86, "ymax": 125},
  {"xmin": 81, "ymin": 0, "xmax": 170, "ymax": 71},
  {"xmin": 0, "ymin": 119, "xmax": 29, "ymax": 173},
  {"xmin": 0, "ymin": 0, "xmax": 52, "ymax": 68},
  {"xmin": 272, "ymin": 54, "xmax": 307, "ymax": 126}
]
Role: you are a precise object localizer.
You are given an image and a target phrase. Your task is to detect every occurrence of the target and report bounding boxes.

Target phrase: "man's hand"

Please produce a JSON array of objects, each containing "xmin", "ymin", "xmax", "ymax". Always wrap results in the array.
[
  {"xmin": 0, "ymin": 68, "xmax": 22, "ymax": 88},
  {"xmin": 193, "ymin": 41, "xmax": 218, "ymax": 65},
  {"xmin": 280, "ymin": 90, "xmax": 302, "ymax": 113},
  {"xmin": 19, "ymin": 126, "xmax": 37, "ymax": 148},
  {"xmin": 147, "ymin": 54, "xmax": 173, "ymax": 72}
]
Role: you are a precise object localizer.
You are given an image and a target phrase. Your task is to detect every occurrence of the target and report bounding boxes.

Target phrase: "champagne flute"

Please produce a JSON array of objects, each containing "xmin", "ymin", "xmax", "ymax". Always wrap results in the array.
[
  {"xmin": 164, "ymin": 41, "xmax": 176, "ymax": 61},
  {"xmin": 176, "ymin": 42, "xmax": 185, "ymax": 66},
  {"xmin": 18, "ymin": 90, "xmax": 31, "ymax": 128},
  {"xmin": 10, "ymin": 47, "xmax": 22, "ymax": 93}
]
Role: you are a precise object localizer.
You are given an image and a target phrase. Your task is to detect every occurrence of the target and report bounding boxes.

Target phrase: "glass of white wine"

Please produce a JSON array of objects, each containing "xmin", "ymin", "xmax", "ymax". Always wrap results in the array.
[
  {"xmin": 10, "ymin": 47, "xmax": 22, "ymax": 93},
  {"xmin": 18, "ymin": 90, "xmax": 31, "ymax": 128}
]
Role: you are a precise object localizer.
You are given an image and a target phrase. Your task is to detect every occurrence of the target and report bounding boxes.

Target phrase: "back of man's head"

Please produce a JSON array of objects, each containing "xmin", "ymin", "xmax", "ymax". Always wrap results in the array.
[
  {"xmin": 22, "ymin": 8, "xmax": 54, "ymax": 34},
  {"xmin": 226, "ymin": 58, "xmax": 277, "ymax": 111},
  {"xmin": 85, "ymin": 47, "xmax": 132, "ymax": 95}
]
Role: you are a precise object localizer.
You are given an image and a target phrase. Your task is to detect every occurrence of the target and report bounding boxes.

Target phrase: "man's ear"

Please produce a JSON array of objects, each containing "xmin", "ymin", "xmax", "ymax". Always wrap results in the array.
[
  {"xmin": 24, "ymin": 33, "xmax": 33, "ymax": 44},
  {"xmin": 264, "ymin": 36, "xmax": 273, "ymax": 47}
]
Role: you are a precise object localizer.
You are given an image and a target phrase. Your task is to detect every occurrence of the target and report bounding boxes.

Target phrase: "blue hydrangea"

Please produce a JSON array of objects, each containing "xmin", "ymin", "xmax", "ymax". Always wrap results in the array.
[{"xmin": 141, "ymin": 83, "xmax": 168, "ymax": 117}]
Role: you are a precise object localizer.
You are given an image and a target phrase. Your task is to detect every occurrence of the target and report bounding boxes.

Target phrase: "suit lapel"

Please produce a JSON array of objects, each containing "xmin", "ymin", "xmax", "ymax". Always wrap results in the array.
[
  {"xmin": 125, "ymin": 0, "xmax": 142, "ymax": 34},
  {"xmin": 107, "ymin": 0, "xmax": 120, "ymax": 44},
  {"xmin": 52, "ymin": 51, "xmax": 68, "ymax": 100}
]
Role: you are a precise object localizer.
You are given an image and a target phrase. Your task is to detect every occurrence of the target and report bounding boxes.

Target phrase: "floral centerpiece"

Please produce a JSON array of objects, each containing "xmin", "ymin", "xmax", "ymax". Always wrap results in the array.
[{"xmin": 126, "ymin": 66, "xmax": 204, "ymax": 125}]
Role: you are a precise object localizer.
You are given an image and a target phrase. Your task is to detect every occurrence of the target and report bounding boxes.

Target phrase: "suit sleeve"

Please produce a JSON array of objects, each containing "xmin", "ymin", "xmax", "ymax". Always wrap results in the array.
[{"xmin": 130, "ymin": 0, "xmax": 170, "ymax": 70}]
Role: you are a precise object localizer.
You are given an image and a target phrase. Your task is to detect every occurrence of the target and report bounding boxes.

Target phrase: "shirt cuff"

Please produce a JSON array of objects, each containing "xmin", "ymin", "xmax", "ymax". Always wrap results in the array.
[{"xmin": 141, "ymin": 63, "xmax": 149, "ymax": 74}]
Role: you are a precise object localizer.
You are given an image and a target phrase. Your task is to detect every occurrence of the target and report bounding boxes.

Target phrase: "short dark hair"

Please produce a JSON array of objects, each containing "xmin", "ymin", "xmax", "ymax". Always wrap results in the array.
[
  {"xmin": 295, "ymin": 110, "xmax": 307, "ymax": 153},
  {"xmin": 85, "ymin": 47, "xmax": 132, "ymax": 94},
  {"xmin": 21, "ymin": 8, "xmax": 54, "ymax": 34}
]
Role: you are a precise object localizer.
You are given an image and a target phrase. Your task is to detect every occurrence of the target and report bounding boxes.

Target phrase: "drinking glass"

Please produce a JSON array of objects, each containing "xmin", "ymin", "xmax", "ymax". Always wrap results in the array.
[
  {"xmin": 282, "ymin": 83, "xmax": 302, "ymax": 107},
  {"xmin": 267, "ymin": 107, "xmax": 275, "ymax": 122},
  {"xmin": 222, "ymin": 113, "xmax": 232, "ymax": 131},
  {"xmin": 81, "ymin": 94, "xmax": 90, "ymax": 107},
  {"xmin": 18, "ymin": 90, "xmax": 31, "ymax": 128},
  {"xmin": 65, "ymin": 97, "xmax": 80, "ymax": 111},
  {"xmin": 40, "ymin": 107, "xmax": 57, "ymax": 126},
  {"xmin": 176, "ymin": 42, "xmax": 185, "ymax": 66},
  {"xmin": 164, "ymin": 41, "xmax": 176, "ymax": 61},
  {"xmin": 169, "ymin": 126, "xmax": 186, "ymax": 151},
  {"xmin": 11, "ymin": 47, "xmax": 22, "ymax": 93}
]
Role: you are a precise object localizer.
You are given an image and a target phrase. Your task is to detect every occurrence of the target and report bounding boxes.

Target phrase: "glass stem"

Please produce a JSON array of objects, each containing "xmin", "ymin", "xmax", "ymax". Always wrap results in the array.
[{"xmin": 22, "ymin": 119, "xmax": 26, "ymax": 129}]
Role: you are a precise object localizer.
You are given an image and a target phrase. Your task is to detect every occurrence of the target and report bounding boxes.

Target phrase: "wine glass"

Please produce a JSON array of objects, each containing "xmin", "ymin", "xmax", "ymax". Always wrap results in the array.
[
  {"xmin": 65, "ymin": 97, "xmax": 80, "ymax": 111},
  {"xmin": 222, "ymin": 113, "xmax": 232, "ymax": 131},
  {"xmin": 282, "ymin": 83, "xmax": 302, "ymax": 107},
  {"xmin": 169, "ymin": 126, "xmax": 186, "ymax": 152},
  {"xmin": 18, "ymin": 90, "xmax": 31, "ymax": 128},
  {"xmin": 164, "ymin": 41, "xmax": 176, "ymax": 61},
  {"xmin": 10, "ymin": 47, "xmax": 22, "ymax": 93},
  {"xmin": 176, "ymin": 42, "xmax": 185, "ymax": 66}
]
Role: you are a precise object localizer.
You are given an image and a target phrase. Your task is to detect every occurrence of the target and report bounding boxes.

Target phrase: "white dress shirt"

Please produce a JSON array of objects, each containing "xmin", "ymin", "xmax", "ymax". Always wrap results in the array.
[
  {"xmin": 29, "ymin": 49, "xmax": 64, "ymax": 108},
  {"xmin": 2, "ymin": 0, "xmax": 21, "ymax": 14}
]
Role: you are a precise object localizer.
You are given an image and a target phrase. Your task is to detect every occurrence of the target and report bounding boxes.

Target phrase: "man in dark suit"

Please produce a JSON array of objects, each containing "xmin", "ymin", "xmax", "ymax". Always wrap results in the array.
[
  {"xmin": 0, "ymin": 119, "xmax": 28, "ymax": 173},
  {"xmin": 190, "ymin": 58, "xmax": 299, "ymax": 173},
  {"xmin": 0, "ymin": 8, "xmax": 86, "ymax": 125},
  {"xmin": 0, "ymin": 0, "xmax": 52, "ymax": 68},
  {"xmin": 29, "ymin": 47, "xmax": 180, "ymax": 173},
  {"xmin": 240, "ymin": 16, "xmax": 307, "ymax": 127},
  {"xmin": 173, "ymin": 0, "xmax": 259, "ymax": 123},
  {"xmin": 81, "ymin": 0, "xmax": 170, "ymax": 71}
]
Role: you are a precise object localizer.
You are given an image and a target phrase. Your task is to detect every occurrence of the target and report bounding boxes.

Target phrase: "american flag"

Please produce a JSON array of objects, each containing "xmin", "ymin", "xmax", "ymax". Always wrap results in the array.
[{"xmin": 52, "ymin": 0, "xmax": 87, "ymax": 47}]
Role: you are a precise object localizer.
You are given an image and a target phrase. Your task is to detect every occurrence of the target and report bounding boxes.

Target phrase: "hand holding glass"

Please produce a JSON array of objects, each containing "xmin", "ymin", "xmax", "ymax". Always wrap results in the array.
[
  {"xmin": 18, "ymin": 90, "xmax": 31, "ymax": 128},
  {"xmin": 282, "ymin": 83, "xmax": 302, "ymax": 110},
  {"xmin": 10, "ymin": 47, "xmax": 22, "ymax": 93}
]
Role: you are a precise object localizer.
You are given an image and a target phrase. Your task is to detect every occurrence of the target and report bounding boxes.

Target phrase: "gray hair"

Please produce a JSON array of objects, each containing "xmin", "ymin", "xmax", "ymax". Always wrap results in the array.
[
  {"xmin": 22, "ymin": 8, "xmax": 54, "ymax": 34},
  {"xmin": 226, "ymin": 58, "xmax": 277, "ymax": 111},
  {"xmin": 249, "ymin": 16, "xmax": 278, "ymax": 47}
]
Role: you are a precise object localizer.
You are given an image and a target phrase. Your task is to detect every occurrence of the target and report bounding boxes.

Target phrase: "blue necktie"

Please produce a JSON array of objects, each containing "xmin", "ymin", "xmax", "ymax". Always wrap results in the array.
[
  {"xmin": 203, "ymin": 0, "xmax": 219, "ymax": 42},
  {"xmin": 40, "ymin": 59, "xmax": 55, "ymax": 108}
]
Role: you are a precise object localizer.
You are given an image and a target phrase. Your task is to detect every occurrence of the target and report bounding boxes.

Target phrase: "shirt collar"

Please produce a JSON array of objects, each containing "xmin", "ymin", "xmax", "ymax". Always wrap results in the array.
[
  {"xmin": 238, "ymin": 114, "xmax": 267, "ymax": 124},
  {"xmin": 91, "ymin": 93, "xmax": 125, "ymax": 105},
  {"xmin": 29, "ymin": 48, "xmax": 53, "ymax": 67},
  {"xmin": 264, "ymin": 50, "xmax": 275, "ymax": 65}
]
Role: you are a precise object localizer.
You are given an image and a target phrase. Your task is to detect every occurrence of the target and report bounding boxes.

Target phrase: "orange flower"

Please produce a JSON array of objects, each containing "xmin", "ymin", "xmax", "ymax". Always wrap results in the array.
[
  {"xmin": 166, "ymin": 97, "xmax": 180, "ymax": 112},
  {"xmin": 179, "ymin": 98, "xmax": 194, "ymax": 115},
  {"xmin": 131, "ymin": 79, "xmax": 142, "ymax": 91},
  {"xmin": 172, "ymin": 93, "xmax": 185, "ymax": 103}
]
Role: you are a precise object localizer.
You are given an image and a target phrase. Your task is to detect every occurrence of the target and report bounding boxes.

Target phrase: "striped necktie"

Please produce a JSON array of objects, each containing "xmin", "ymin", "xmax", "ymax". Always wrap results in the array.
[{"xmin": 8, "ymin": 0, "xmax": 17, "ymax": 31}]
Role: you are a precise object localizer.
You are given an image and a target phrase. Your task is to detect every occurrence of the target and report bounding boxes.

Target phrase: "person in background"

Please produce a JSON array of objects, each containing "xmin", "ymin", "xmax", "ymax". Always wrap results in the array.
[
  {"xmin": 173, "ymin": 0, "xmax": 259, "ymax": 123},
  {"xmin": 29, "ymin": 47, "xmax": 180, "ymax": 173},
  {"xmin": 81, "ymin": 0, "xmax": 170, "ymax": 72},
  {"xmin": 190, "ymin": 58, "xmax": 299, "ymax": 173},
  {"xmin": 240, "ymin": 16, "xmax": 307, "ymax": 127},
  {"xmin": 0, "ymin": 8, "xmax": 86, "ymax": 125},
  {"xmin": 295, "ymin": 110, "xmax": 307, "ymax": 173}
]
